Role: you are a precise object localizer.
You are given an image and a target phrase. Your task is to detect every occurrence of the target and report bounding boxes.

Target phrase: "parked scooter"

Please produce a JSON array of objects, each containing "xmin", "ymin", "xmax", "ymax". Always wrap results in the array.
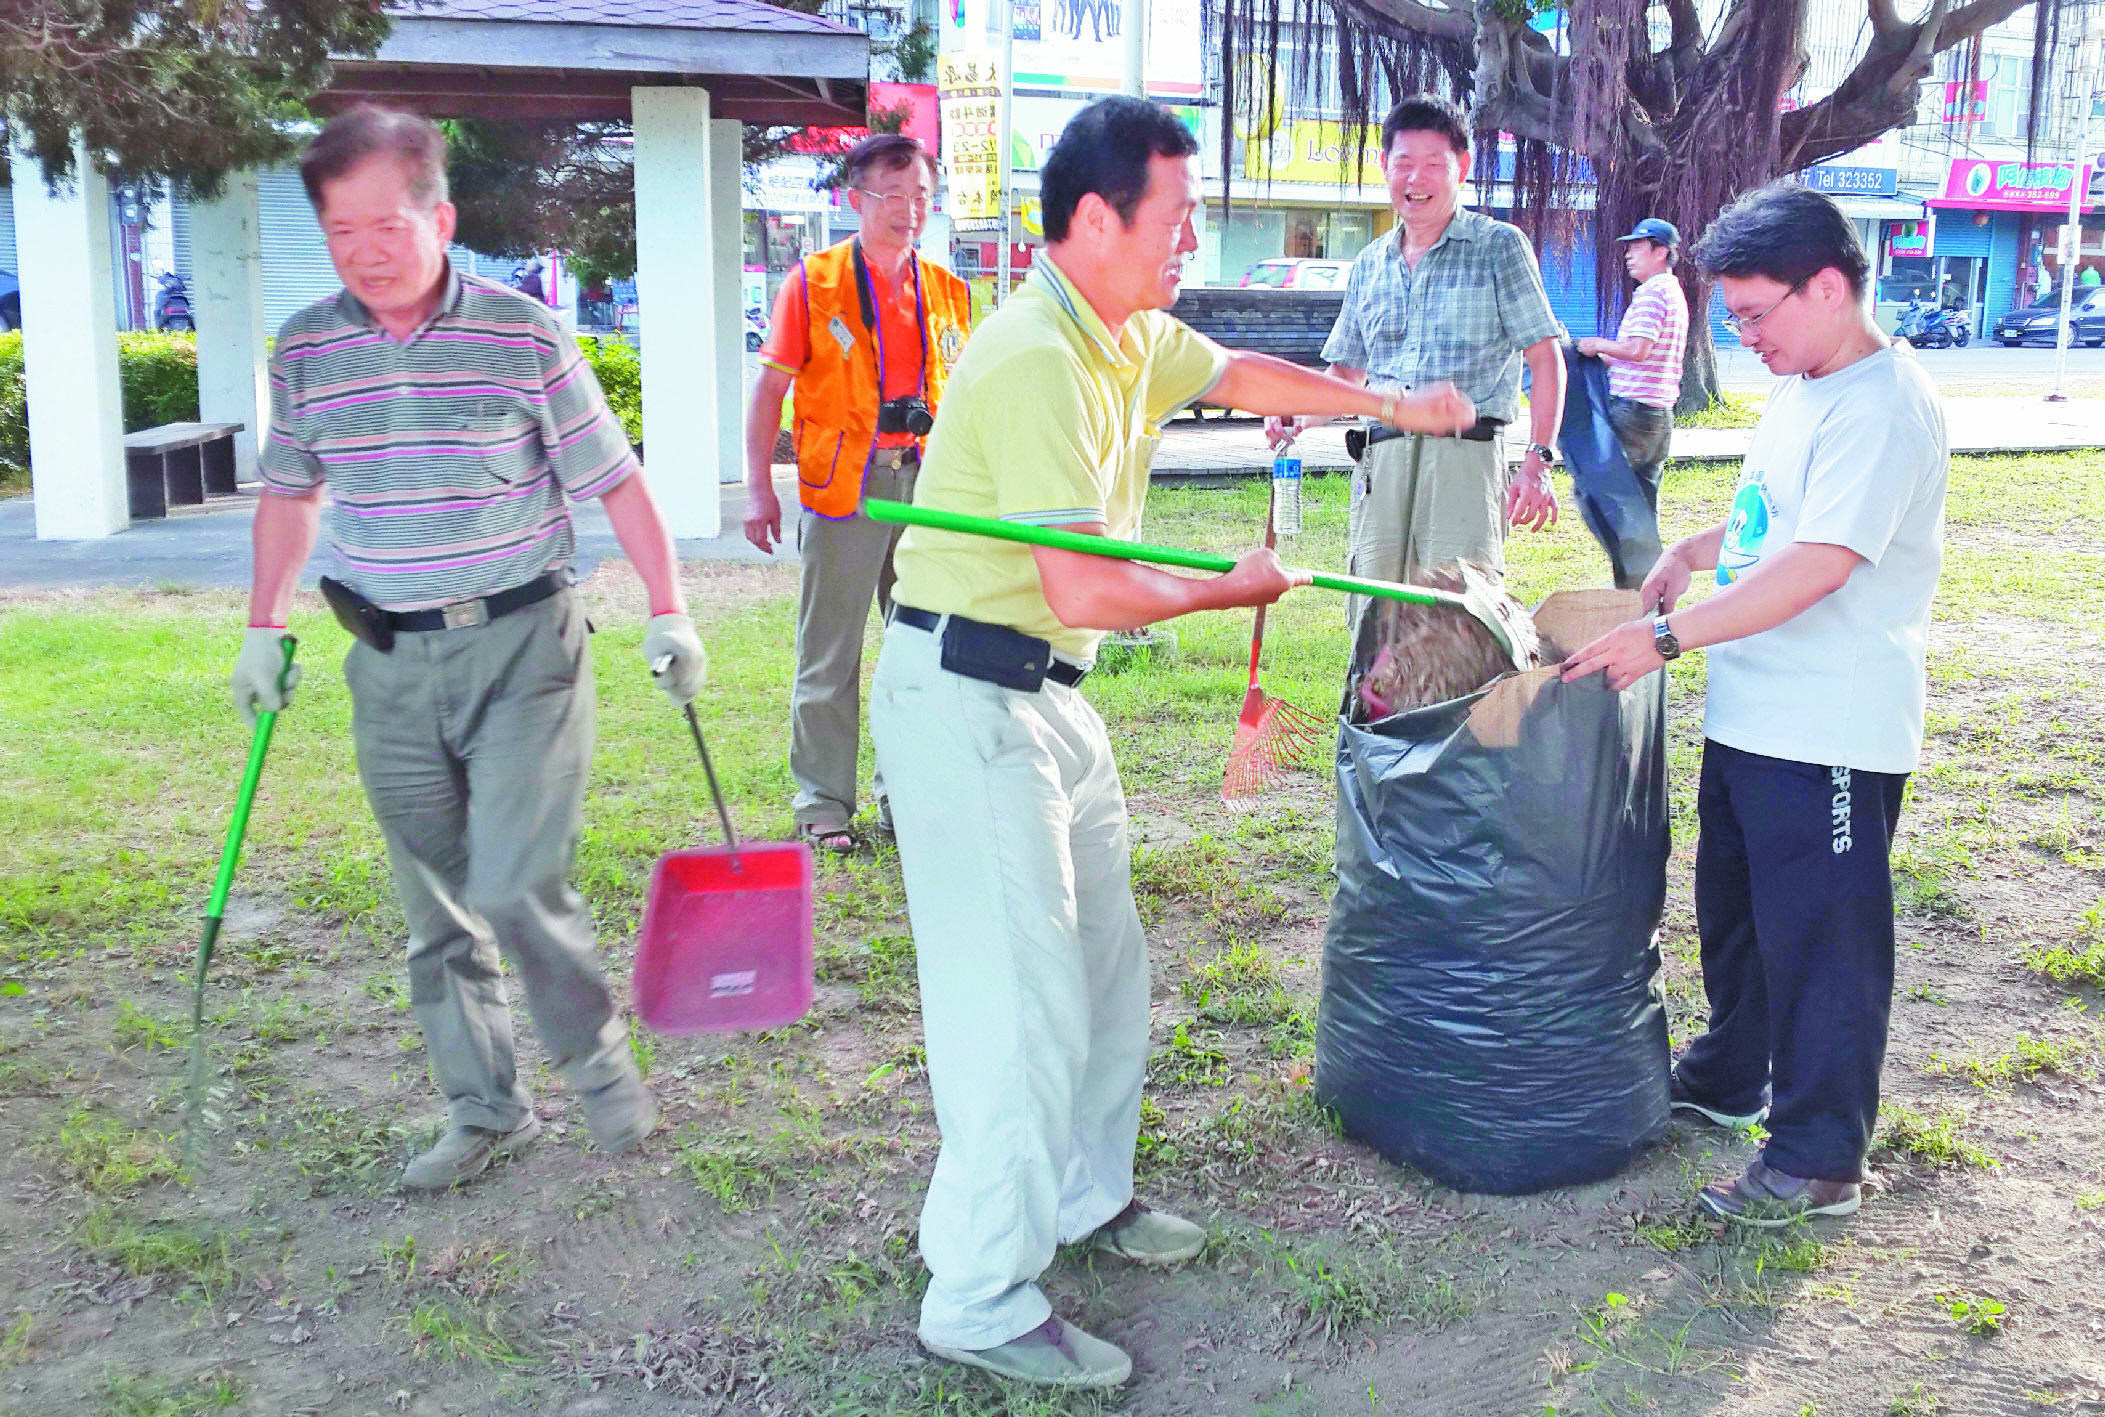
[
  {"xmin": 154, "ymin": 271, "xmax": 194, "ymax": 332},
  {"xmin": 1893, "ymin": 296, "xmax": 1971, "ymax": 349}
]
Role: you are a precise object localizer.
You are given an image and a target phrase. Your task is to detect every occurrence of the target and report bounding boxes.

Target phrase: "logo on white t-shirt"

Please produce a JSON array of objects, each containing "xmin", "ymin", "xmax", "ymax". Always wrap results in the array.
[{"xmin": 1716, "ymin": 478, "xmax": 1774, "ymax": 585}]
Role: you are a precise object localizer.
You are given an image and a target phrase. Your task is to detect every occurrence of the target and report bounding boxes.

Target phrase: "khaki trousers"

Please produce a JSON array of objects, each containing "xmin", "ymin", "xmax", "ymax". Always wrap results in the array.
[
  {"xmin": 345, "ymin": 590, "xmax": 633, "ymax": 1133},
  {"xmin": 869, "ymin": 619, "xmax": 1150, "ymax": 1349},
  {"xmin": 1346, "ymin": 432, "xmax": 1508, "ymax": 637},
  {"xmin": 790, "ymin": 458, "xmax": 917, "ymax": 830}
]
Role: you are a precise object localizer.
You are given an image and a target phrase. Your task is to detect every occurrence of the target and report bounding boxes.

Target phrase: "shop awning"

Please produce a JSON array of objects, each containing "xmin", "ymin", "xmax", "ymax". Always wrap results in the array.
[{"xmin": 1836, "ymin": 193, "xmax": 1929, "ymax": 220}]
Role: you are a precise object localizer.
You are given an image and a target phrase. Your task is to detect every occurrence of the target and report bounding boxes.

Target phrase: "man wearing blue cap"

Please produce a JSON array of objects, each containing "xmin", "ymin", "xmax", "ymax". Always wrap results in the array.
[{"xmin": 1576, "ymin": 217, "xmax": 1689, "ymax": 517}]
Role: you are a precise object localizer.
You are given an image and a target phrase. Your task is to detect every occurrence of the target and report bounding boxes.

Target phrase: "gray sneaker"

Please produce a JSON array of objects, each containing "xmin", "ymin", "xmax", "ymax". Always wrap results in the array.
[
  {"xmin": 400, "ymin": 1113, "xmax": 541, "ymax": 1190},
  {"xmin": 1091, "ymin": 1199, "xmax": 1206, "ymax": 1266},
  {"xmin": 583, "ymin": 1073, "xmax": 659, "ymax": 1153},
  {"xmin": 925, "ymin": 1316, "xmax": 1131, "ymax": 1388},
  {"xmin": 1669, "ymin": 1073, "xmax": 1769, "ymax": 1130}
]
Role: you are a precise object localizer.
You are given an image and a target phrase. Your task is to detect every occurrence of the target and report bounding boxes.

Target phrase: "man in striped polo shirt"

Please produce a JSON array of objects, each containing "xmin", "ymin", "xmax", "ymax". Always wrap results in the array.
[
  {"xmin": 230, "ymin": 107, "xmax": 707, "ymax": 1191},
  {"xmin": 1577, "ymin": 217, "xmax": 1689, "ymax": 521}
]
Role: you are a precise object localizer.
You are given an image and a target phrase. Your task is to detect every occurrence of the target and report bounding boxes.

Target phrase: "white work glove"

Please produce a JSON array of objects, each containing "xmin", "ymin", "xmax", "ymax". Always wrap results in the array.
[
  {"xmin": 642, "ymin": 613, "xmax": 708, "ymax": 705},
  {"xmin": 230, "ymin": 627, "xmax": 300, "ymax": 726}
]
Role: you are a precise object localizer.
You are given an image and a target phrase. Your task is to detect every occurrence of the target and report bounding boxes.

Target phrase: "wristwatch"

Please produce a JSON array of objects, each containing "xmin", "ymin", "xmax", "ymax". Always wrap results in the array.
[
  {"xmin": 1652, "ymin": 614, "xmax": 1682, "ymax": 662},
  {"xmin": 1526, "ymin": 441, "xmax": 1558, "ymax": 464}
]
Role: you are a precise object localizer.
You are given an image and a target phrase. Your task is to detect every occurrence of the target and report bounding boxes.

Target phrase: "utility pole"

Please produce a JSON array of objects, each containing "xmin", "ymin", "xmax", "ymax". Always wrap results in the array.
[
  {"xmin": 2052, "ymin": 12, "xmax": 2103, "ymax": 402},
  {"xmin": 1122, "ymin": 0, "xmax": 1146, "ymax": 98},
  {"xmin": 996, "ymin": 0, "xmax": 1015, "ymax": 307}
]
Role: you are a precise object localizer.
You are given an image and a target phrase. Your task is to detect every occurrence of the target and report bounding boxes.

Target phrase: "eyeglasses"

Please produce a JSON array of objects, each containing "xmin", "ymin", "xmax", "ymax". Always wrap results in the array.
[
  {"xmin": 1721, "ymin": 278, "xmax": 1808, "ymax": 337},
  {"xmin": 855, "ymin": 188, "xmax": 934, "ymax": 213}
]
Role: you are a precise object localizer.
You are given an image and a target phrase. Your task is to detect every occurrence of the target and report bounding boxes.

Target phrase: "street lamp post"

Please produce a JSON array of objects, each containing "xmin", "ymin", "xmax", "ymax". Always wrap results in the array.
[{"xmin": 2051, "ymin": 16, "xmax": 2103, "ymax": 402}]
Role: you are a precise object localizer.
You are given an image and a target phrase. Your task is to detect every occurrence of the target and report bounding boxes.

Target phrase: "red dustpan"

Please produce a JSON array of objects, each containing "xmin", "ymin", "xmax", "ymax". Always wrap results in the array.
[{"xmin": 631, "ymin": 702, "xmax": 814, "ymax": 1034}]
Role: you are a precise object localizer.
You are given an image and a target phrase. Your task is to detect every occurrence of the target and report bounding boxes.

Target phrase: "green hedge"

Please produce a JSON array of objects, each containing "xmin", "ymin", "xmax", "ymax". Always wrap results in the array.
[
  {"xmin": 0, "ymin": 331, "xmax": 205, "ymax": 484},
  {"xmin": 1, "ymin": 331, "xmax": 653, "ymax": 492},
  {"xmin": 577, "ymin": 335, "xmax": 642, "ymax": 446}
]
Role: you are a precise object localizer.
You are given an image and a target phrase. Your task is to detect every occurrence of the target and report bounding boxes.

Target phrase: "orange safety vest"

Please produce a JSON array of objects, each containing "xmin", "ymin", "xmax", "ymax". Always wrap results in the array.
[{"xmin": 792, "ymin": 239, "xmax": 971, "ymax": 519}]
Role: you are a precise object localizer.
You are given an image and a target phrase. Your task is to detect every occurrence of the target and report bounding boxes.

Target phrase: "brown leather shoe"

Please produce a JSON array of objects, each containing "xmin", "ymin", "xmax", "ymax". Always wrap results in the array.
[{"xmin": 1698, "ymin": 1155, "xmax": 1860, "ymax": 1227}]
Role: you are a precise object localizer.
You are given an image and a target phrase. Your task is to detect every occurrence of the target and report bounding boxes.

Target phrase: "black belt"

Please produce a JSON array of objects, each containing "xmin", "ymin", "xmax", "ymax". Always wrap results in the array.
[
  {"xmin": 894, "ymin": 604, "xmax": 1088, "ymax": 689},
  {"xmin": 1347, "ymin": 416, "xmax": 1506, "ymax": 461},
  {"xmin": 383, "ymin": 569, "xmax": 572, "ymax": 633}
]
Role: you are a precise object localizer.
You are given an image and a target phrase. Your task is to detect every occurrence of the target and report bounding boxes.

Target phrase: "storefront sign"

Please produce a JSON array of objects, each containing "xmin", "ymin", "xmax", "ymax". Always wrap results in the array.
[
  {"xmin": 746, "ymin": 156, "xmax": 834, "ymax": 214},
  {"xmin": 1888, "ymin": 215, "xmax": 1934, "ymax": 259},
  {"xmin": 1933, "ymin": 158, "xmax": 2098, "ymax": 213},
  {"xmin": 1943, "ymin": 80, "xmax": 1988, "ymax": 125},
  {"xmin": 1241, "ymin": 119, "xmax": 1383, "ymax": 186},
  {"xmin": 1802, "ymin": 164, "xmax": 1898, "ymax": 197},
  {"xmin": 941, "ymin": 0, "xmax": 1202, "ymax": 97},
  {"xmin": 938, "ymin": 52, "xmax": 1004, "ymax": 232}
]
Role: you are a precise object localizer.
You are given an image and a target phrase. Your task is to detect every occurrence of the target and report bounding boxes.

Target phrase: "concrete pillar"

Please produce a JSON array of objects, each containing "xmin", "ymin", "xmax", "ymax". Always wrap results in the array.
[
  {"xmin": 632, "ymin": 86, "xmax": 744, "ymax": 538},
  {"xmin": 190, "ymin": 172, "xmax": 268, "ymax": 483},
  {"xmin": 705, "ymin": 116, "xmax": 744, "ymax": 489},
  {"xmin": 13, "ymin": 141, "xmax": 129, "ymax": 539}
]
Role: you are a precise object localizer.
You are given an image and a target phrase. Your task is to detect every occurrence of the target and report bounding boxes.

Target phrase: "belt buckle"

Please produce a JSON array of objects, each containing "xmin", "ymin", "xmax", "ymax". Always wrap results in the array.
[{"xmin": 441, "ymin": 598, "xmax": 490, "ymax": 630}]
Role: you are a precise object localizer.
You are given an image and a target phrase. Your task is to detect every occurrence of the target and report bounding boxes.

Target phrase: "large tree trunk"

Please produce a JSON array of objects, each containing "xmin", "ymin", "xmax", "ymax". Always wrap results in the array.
[{"xmin": 1677, "ymin": 335, "xmax": 1720, "ymax": 417}]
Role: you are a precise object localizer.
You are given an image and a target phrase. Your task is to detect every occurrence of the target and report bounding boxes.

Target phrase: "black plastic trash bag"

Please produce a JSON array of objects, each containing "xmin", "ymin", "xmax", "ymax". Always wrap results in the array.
[
  {"xmin": 1316, "ymin": 592, "xmax": 1672, "ymax": 1196},
  {"xmin": 1560, "ymin": 344, "xmax": 1664, "ymax": 591}
]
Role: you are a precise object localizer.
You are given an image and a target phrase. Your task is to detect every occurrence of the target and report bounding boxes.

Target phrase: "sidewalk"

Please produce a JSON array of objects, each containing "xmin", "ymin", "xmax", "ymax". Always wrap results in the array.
[
  {"xmin": 4, "ymin": 391, "xmax": 2102, "ymax": 591},
  {"xmin": 0, "ymin": 481, "xmax": 783, "ymax": 592},
  {"xmin": 1151, "ymin": 393, "xmax": 2105, "ymax": 479}
]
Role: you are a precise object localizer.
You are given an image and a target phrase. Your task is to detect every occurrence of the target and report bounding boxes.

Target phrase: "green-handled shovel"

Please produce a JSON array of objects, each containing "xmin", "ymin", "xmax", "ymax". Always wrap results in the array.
[
  {"xmin": 861, "ymin": 498, "xmax": 1527, "ymax": 663},
  {"xmin": 183, "ymin": 636, "xmax": 297, "ymax": 1169}
]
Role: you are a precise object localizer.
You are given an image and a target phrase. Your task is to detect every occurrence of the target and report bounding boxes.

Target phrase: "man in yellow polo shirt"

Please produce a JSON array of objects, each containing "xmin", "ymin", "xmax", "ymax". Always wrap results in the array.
[{"xmin": 871, "ymin": 96, "xmax": 1475, "ymax": 1389}]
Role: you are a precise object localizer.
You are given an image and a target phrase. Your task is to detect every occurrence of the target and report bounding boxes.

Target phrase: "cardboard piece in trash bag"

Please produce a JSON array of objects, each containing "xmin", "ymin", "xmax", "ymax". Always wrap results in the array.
[{"xmin": 1463, "ymin": 589, "xmax": 1644, "ymax": 749}]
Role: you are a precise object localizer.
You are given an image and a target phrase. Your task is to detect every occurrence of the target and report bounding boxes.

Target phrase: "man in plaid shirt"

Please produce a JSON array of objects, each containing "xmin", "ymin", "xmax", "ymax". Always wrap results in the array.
[{"xmin": 1268, "ymin": 94, "xmax": 1564, "ymax": 627}]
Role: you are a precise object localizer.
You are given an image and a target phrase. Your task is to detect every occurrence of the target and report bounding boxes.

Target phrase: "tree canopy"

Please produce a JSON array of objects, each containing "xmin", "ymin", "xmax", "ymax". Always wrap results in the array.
[
  {"xmin": 1218, "ymin": 0, "xmax": 2087, "ymax": 403},
  {"xmin": 2, "ymin": 0, "xmax": 389, "ymax": 194}
]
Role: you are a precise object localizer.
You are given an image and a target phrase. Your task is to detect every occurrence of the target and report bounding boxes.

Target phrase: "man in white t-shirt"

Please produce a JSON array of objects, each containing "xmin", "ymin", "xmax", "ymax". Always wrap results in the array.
[{"xmin": 1562, "ymin": 181, "xmax": 1948, "ymax": 1227}]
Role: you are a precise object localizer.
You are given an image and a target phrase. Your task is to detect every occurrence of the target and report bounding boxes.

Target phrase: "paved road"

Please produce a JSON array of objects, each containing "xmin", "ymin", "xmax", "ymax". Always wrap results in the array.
[{"xmin": 1716, "ymin": 343, "xmax": 2105, "ymax": 389}]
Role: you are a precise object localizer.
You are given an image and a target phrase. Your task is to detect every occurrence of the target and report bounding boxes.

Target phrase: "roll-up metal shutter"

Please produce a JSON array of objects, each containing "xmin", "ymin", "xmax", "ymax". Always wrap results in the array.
[
  {"xmin": 257, "ymin": 168, "xmax": 344, "ymax": 333},
  {"xmin": 0, "ymin": 187, "xmax": 16, "ymax": 273},
  {"xmin": 1934, "ymin": 215, "xmax": 1992, "ymax": 260},
  {"xmin": 170, "ymin": 195, "xmax": 194, "ymax": 284},
  {"xmin": 1985, "ymin": 212, "xmax": 2021, "ymax": 322},
  {"xmin": 1535, "ymin": 222, "xmax": 1604, "ymax": 340}
]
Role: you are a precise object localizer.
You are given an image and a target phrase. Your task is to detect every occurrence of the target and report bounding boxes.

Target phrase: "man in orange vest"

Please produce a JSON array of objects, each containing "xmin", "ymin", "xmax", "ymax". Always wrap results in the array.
[{"xmin": 743, "ymin": 134, "xmax": 971, "ymax": 852}]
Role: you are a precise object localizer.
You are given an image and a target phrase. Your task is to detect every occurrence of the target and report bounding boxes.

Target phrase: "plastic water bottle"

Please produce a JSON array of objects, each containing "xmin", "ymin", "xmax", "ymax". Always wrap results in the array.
[{"xmin": 1271, "ymin": 455, "xmax": 1304, "ymax": 536}]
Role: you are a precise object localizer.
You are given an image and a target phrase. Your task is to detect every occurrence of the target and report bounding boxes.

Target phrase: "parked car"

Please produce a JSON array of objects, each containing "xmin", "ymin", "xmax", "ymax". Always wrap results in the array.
[
  {"xmin": 1240, "ymin": 258, "xmax": 1351, "ymax": 291},
  {"xmin": 0, "ymin": 268, "xmax": 19, "ymax": 330},
  {"xmin": 1993, "ymin": 289, "xmax": 2105, "ymax": 347}
]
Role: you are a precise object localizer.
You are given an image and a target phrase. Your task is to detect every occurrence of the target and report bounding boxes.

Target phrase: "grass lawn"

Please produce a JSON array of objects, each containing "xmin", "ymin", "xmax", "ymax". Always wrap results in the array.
[{"xmin": 1, "ymin": 451, "xmax": 2103, "ymax": 1415}]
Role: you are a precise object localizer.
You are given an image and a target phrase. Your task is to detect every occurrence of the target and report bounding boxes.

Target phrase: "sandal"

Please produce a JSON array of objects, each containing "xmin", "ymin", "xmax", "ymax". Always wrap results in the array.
[{"xmin": 797, "ymin": 823, "xmax": 860, "ymax": 855}]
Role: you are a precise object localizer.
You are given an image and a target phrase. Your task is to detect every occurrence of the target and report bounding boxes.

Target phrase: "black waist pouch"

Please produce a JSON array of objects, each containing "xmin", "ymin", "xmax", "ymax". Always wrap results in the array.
[
  {"xmin": 319, "ymin": 576, "xmax": 396, "ymax": 653},
  {"xmin": 939, "ymin": 616, "xmax": 1053, "ymax": 692}
]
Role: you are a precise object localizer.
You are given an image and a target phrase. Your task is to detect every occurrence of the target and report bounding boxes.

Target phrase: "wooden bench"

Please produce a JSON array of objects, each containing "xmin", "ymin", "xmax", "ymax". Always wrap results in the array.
[{"xmin": 125, "ymin": 421, "xmax": 245, "ymax": 519}]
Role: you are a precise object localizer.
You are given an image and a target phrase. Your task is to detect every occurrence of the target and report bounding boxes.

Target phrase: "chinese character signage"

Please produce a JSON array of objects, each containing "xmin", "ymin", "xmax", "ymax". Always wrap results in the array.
[
  {"xmin": 939, "ymin": 52, "xmax": 1005, "ymax": 232},
  {"xmin": 1942, "ymin": 80, "xmax": 1988, "ymax": 125},
  {"xmin": 1888, "ymin": 217, "xmax": 1934, "ymax": 260},
  {"xmin": 1933, "ymin": 158, "xmax": 2098, "ymax": 213},
  {"xmin": 941, "ymin": 0, "xmax": 1201, "ymax": 98}
]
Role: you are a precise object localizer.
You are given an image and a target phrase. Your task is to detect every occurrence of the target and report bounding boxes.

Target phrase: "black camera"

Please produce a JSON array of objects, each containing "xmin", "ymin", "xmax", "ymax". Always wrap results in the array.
[{"xmin": 877, "ymin": 396, "xmax": 935, "ymax": 438}]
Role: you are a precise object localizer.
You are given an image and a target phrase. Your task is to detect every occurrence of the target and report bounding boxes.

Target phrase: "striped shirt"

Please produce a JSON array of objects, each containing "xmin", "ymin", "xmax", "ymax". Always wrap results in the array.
[
  {"xmin": 1320, "ymin": 208, "xmax": 1564, "ymax": 425},
  {"xmin": 259, "ymin": 266, "xmax": 638, "ymax": 610},
  {"xmin": 1608, "ymin": 272, "xmax": 1689, "ymax": 408}
]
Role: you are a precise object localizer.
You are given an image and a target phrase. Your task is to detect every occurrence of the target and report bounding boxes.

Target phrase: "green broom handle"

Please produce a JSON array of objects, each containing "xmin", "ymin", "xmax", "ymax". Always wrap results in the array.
[
  {"xmin": 206, "ymin": 636, "xmax": 296, "ymax": 922},
  {"xmin": 862, "ymin": 499, "xmax": 1467, "ymax": 611}
]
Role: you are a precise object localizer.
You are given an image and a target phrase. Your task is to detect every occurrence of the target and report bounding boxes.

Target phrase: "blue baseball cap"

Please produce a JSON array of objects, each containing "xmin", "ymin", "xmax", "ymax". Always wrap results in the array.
[{"xmin": 1617, "ymin": 218, "xmax": 1681, "ymax": 247}]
